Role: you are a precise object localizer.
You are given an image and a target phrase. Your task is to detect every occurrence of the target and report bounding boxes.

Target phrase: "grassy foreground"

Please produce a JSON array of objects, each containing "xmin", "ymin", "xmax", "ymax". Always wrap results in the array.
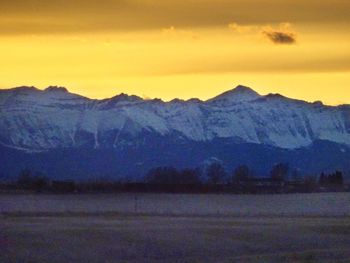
[
  {"xmin": 1, "ymin": 193, "xmax": 350, "ymax": 262},
  {"xmin": 1, "ymin": 216, "xmax": 350, "ymax": 262}
]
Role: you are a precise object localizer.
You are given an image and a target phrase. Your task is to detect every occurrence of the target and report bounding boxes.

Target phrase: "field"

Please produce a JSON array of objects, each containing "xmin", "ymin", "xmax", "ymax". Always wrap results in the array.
[{"xmin": 1, "ymin": 193, "xmax": 350, "ymax": 262}]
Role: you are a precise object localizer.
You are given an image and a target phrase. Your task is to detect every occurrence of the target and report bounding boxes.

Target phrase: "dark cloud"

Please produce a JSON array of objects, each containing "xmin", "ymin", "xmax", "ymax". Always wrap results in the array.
[
  {"xmin": 260, "ymin": 23, "xmax": 297, "ymax": 44},
  {"xmin": 262, "ymin": 30, "xmax": 296, "ymax": 44}
]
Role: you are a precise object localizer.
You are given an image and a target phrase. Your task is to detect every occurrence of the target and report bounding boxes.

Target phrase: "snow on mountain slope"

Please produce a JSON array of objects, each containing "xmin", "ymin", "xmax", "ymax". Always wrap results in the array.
[{"xmin": 0, "ymin": 85, "xmax": 349, "ymax": 151}]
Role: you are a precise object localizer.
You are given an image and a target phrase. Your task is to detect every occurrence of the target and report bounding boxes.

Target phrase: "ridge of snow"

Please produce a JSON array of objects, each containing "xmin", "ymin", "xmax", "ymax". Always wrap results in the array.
[{"xmin": 0, "ymin": 85, "xmax": 349, "ymax": 151}]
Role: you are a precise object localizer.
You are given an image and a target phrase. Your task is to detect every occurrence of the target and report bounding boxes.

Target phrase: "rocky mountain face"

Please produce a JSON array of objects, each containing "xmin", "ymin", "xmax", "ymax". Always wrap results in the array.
[{"xmin": 0, "ymin": 85, "xmax": 349, "ymax": 179}]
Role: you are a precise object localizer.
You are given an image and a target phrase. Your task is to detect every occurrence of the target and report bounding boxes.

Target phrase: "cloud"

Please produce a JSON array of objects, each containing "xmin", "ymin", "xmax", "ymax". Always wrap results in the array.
[
  {"xmin": 228, "ymin": 22, "xmax": 297, "ymax": 44},
  {"xmin": 161, "ymin": 26, "xmax": 198, "ymax": 39},
  {"xmin": 161, "ymin": 26, "xmax": 199, "ymax": 40},
  {"xmin": 261, "ymin": 23, "xmax": 297, "ymax": 44},
  {"xmin": 262, "ymin": 30, "xmax": 296, "ymax": 44},
  {"xmin": 228, "ymin": 23, "xmax": 255, "ymax": 33}
]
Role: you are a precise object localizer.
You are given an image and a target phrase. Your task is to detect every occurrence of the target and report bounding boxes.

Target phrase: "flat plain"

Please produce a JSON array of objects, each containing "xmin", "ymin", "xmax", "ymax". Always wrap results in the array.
[{"xmin": 1, "ymin": 193, "xmax": 350, "ymax": 262}]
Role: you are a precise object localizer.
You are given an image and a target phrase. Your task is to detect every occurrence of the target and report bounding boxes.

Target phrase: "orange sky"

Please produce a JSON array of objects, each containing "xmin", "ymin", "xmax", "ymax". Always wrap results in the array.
[{"xmin": 0, "ymin": 0, "xmax": 349, "ymax": 105}]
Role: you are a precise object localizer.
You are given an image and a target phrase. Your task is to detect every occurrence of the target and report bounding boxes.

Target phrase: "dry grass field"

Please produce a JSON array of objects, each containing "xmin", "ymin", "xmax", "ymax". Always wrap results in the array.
[{"xmin": 1, "ymin": 193, "xmax": 350, "ymax": 262}]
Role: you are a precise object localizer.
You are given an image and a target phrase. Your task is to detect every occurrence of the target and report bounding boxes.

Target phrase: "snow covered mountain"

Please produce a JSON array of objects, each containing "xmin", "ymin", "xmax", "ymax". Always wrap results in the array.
[
  {"xmin": 0, "ymin": 85, "xmax": 349, "ymax": 179},
  {"xmin": 0, "ymin": 85, "xmax": 349, "ymax": 151}
]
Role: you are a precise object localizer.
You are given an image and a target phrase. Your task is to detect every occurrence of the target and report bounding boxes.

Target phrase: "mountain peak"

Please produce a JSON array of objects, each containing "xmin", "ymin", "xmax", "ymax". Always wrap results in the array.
[
  {"xmin": 109, "ymin": 93, "xmax": 143, "ymax": 102},
  {"xmin": 45, "ymin": 86, "xmax": 68, "ymax": 93},
  {"xmin": 208, "ymin": 85, "xmax": 260, "ymax": 103},
  {"xmin": 232, "ymin": 85, "xmax": 257, "ymax": 94},
  {"xmin": 8, "ymin": 86, "xmax": 39, "ymax": 93}
]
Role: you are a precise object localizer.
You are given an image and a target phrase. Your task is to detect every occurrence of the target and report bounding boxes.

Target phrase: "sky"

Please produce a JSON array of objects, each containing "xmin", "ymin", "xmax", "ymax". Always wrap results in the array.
[{"xmin": 0, "ymin": 0, "xmax": 349, "ymax": 105}]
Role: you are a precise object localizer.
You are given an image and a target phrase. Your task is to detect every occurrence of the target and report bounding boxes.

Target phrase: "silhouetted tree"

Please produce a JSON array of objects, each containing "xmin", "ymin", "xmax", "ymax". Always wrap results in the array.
[
  {"xmin": 318, "ymin": 171, "xmax": 344, "ymax": 187},
  {"xmin": 303, "ymin": 175, "xmax": 317, "ymax": 192},
  {"xmin": 319, "ymin": 172, "xmax": 326, "ymax": 186},
  {"xmin": 146, "ymin": 167, "xmax": 179, "ymax": 184},
  {"xmin": 146, "ymin": 166, "xmax": 201, "ymax": 185},
  {"xmin": 206, "ymin": 163, "xmax": 226, "ymax": 185},
  {"xmin": 334, "ymin": 171, "xmax": 344, "ymax": 185},
  {"xmin": 179, "ymin": 168, "xmax": 201, "ymax": 184},
  {"xmin": 17, "ymin": 169, "xmax": 33, "ymax": 188},
  {"xmin": 17, "ymin": 169, "xmax": 48, "ymax": 192},
  {"xmin": 327, "ymin": 171, "xmax": 343, "ymax": 186},
  {"xmin": 33, "ymin": 173, "xmax": 48, "ymax": 193},
  {"xmin": 291, "ymin": 169, "xmax": 301, "ymax": 182},
  {"xmin": 232, "ymin": 165, "xmax": 251, "ymax": 183},
  {"xmin": 51, "ymin": 180, "xmax": 75, "ymax": 193},
  {"xmin": 146, "ymin": 166, "xmax": 179, "ymax": 184},
  {"xmin": 270, "ymin": 163, "xmax": 289, "ymax": 182}
]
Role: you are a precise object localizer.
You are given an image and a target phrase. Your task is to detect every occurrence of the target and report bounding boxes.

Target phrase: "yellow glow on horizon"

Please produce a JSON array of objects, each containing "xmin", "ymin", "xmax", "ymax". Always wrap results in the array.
[{"xmin": 0, "ymin": 0, "xmax": 349, "ymax": 105}]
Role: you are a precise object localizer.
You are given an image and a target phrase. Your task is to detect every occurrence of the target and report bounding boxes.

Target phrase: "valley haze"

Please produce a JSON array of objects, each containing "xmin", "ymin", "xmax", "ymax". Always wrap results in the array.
[{"xmin": 0, "ymin": 85, "xmax": 349, "ymax": 180}]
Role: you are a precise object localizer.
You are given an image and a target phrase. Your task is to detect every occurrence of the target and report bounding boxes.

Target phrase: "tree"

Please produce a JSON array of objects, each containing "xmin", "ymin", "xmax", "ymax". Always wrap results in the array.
[
  {"xmin": 146, "ymin": 166, "xmax": 201, "ymax": 185},
  {"xmin": 320, "ymin": 171, "xmax": 344, "ymax": 186},
  {"xmin": 291, "ymin": 169, "xmax": 301, "ymax": 182},
  {"xmin": 319, "ymin": 172, "xmax": 326, "ymax": 186},
  {"xmin": 17, "ymin": 169, "xmax": 48, "ymax": 192},
  {"xmin": 17, "ymin": 169, "xmax": 33, "ymax": 188},
  {"xmin": 206, "ymin": 163, "xmax": 226, "ymax": 185},
  {"xmin": 334, "ymin": 171, "xmax": 344, "ymax": 185},
  {"xmin": 146, "ymin": 166, "xmax": 179, "ymax": 184},
  {"xmin": 179, "ymin": 168, "xmax": 201, "ymax": 185},
  {"xmin": 327, "ymin": 171, "xmax": 344, "ymax": 186},
  {"xmin": 32, "ymin": 173, "xmax": 49, "ymax": 193},
  {"xmin": 270, "ymin": 163, "xmax": 289, "ymax": 182},
  {"xmin": 232, "ymin": 165, "xmax": 251, "ymax": 184},
  {"xmin": 303, "ymin": 175, "xmax": 317, "ymax": 192}
]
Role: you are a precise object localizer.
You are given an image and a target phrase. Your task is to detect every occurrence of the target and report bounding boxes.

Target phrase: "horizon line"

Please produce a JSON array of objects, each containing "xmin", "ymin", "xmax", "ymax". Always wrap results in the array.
[{"xmin": 1, "ymin": 84, "xmax": 349, "ymax": 107}]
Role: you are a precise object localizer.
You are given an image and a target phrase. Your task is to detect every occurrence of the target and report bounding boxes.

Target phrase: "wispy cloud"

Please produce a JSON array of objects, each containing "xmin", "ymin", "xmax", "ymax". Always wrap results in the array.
[
  {"xmin": 228, "ymin": 23, "xmax": 256, "ymax": 33},
  {"xmin": 161, "ymin": 26, "xmax": 198, "ymax": 40},
  {"xmin": 228, "ymin": 22, "xmax": 297, "ymax": 44}
]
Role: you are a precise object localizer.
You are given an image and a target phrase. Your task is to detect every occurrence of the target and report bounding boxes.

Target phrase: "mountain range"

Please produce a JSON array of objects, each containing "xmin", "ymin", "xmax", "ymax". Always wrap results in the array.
[{"xmin": 0, "ymin": 85, "xmax": 349, "ymax": 180}]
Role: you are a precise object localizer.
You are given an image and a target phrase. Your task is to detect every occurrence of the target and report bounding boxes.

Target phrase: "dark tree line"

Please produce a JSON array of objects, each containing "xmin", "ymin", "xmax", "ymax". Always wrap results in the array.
[
  {"xmin": 1, "ymin": 164, "xmax": 345, "ymax": 194},
  {"xmin": 146, "ymin": 167, "xmax": 201, "ymax": 185},
  {"xmin": 206, "ymin": 163, "xmax": 227, "ymax": 184},
  {"xmin": 13, "ymin": 169, "xmax": 75, "ymax": 193},
  {"xmin": 146, "ymin": 162, "xmax": 290, "ymax": 185},
  {"xmin": 270, "ymin": 163, "xmax": 289, "ymax": 182},
  {"xmin": 17, "ymin": 169, "xmax": 49, "ymax": 192},
  {"xmin": 319, "ymin": 171, "xmax": 344, "ymax": 186}
]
